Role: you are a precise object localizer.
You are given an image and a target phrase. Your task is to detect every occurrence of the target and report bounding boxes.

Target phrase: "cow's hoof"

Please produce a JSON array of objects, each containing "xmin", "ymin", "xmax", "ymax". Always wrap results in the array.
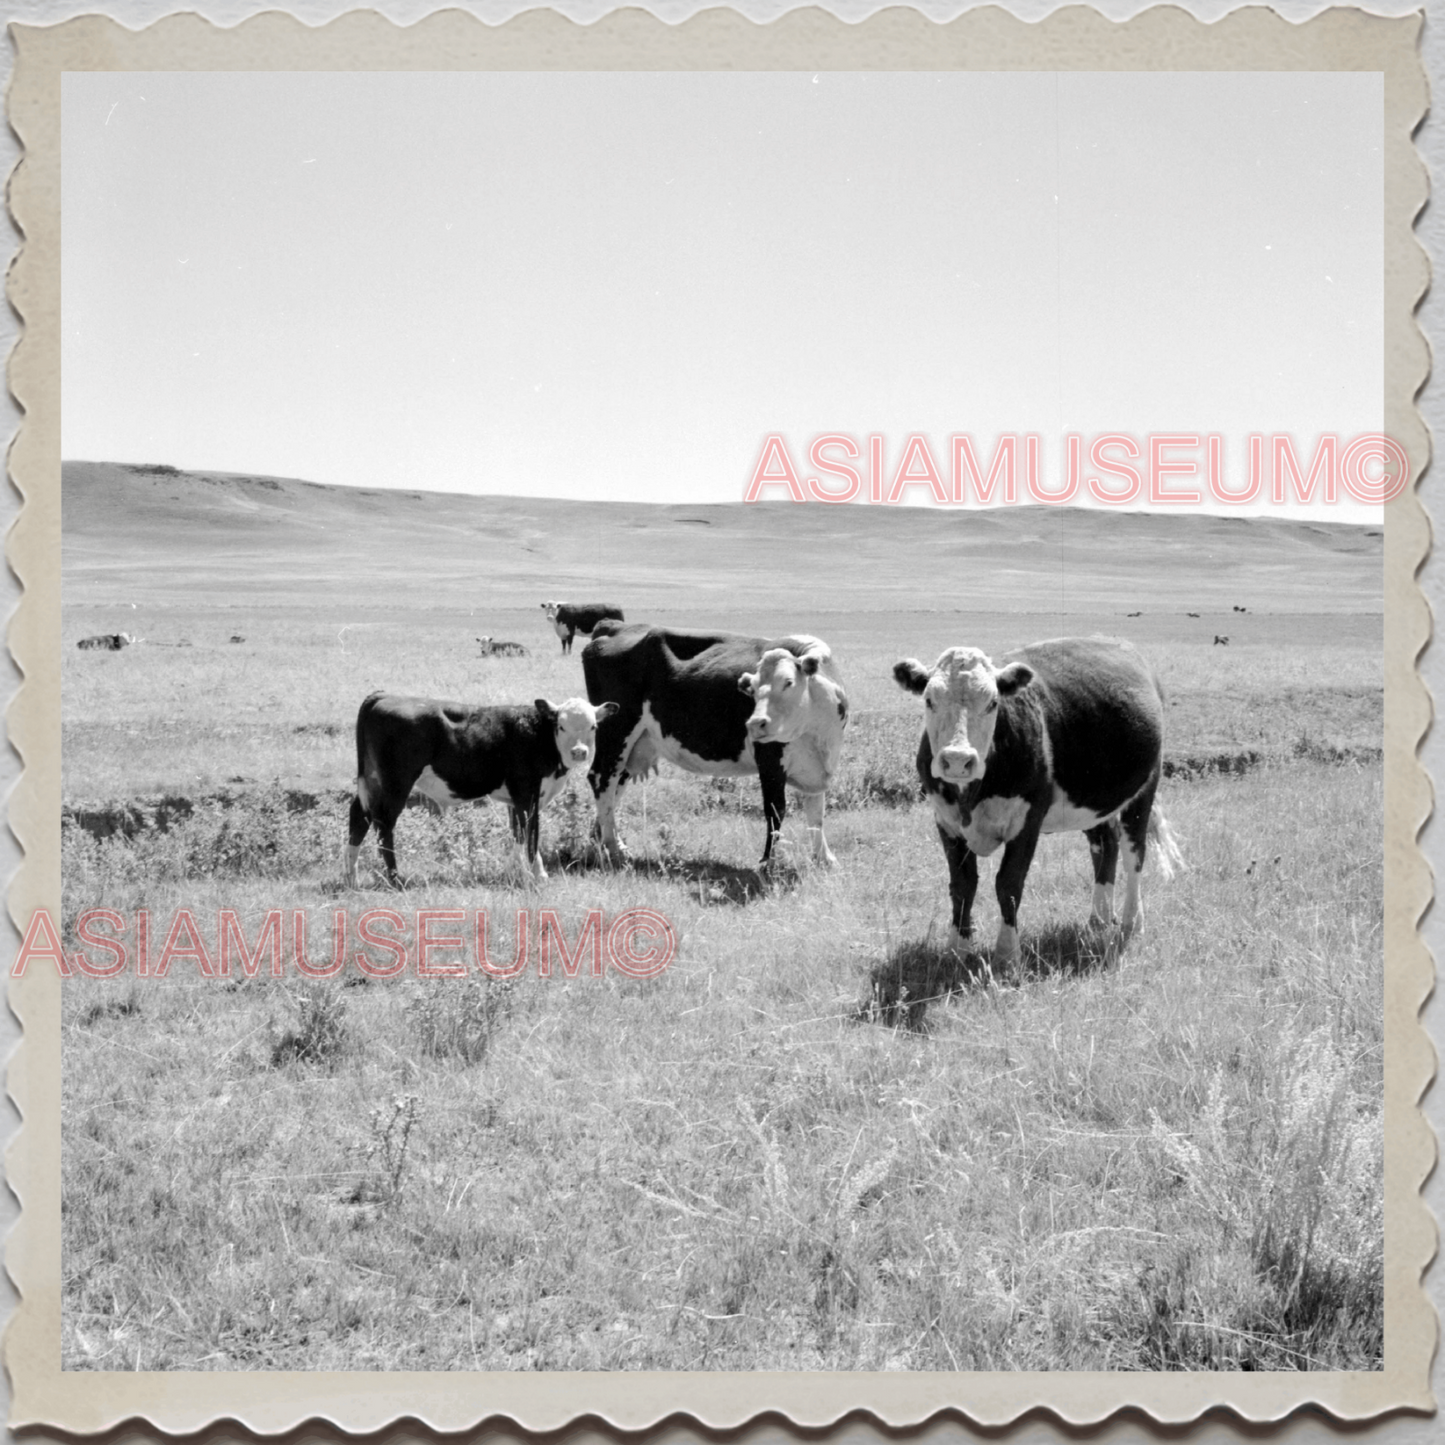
[{"xmin": 591, "ymin": 841, "xmax": 628, "ymax": 869}]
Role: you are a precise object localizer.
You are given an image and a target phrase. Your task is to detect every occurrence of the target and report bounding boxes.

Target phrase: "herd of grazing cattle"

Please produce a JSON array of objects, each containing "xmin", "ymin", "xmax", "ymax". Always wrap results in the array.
[{"xmin": 343, "ymin": 600, "xmax": 1184, "ymax": 964}]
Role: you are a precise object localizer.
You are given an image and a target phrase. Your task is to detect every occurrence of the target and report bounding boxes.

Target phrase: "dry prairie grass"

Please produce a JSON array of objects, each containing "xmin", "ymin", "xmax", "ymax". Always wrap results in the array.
[{"xmin": 61, "ymin": 755, "xmax": 1382, "ymax": 1371}]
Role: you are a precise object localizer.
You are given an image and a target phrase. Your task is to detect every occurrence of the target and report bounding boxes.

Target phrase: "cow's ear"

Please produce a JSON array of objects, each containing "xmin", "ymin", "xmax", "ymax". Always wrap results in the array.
[
  {"xmin": 738, "ymin": 672, "xmax": 757, "ymax": 696},
  {"xmin": 893, "ymin": 659, "xmax": 930, "ymax": 695},
  {"xmin": 995, "ymin": 662, "xmax": 1035, "ymax": 695},
  {"xmin": 596, "ymin": 701, "xmax": 620, "ymax": 721},
  {"xmin": 799, "ymin": 653, "xmax": 820, "ymax": 677},
  {"xmin": 535, "ymin": 698, "xmax": 557, "ymax": 722}
]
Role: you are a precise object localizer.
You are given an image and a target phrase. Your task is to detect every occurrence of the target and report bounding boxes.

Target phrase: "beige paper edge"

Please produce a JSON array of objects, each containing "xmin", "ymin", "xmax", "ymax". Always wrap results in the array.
[{"xmin": 4, "ymin": 3, "xmax": 1433, "ymax": 1433}]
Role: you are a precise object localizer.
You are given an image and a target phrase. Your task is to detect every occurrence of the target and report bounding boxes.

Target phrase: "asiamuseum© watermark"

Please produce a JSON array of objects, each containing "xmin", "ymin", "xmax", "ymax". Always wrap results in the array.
[
  {"xmin": 744, "ymin": 432, "xmax": 1410, "ymax": 506},
  {"xmin": 12, "ymin": 907, "xmax": 677, "ymax": 981}
]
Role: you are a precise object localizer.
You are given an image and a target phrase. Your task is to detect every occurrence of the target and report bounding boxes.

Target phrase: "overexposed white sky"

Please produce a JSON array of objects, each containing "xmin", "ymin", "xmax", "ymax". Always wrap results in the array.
[{"xmin": 62, "ymin": 70, "xmax": 1384, "ymax": 518}]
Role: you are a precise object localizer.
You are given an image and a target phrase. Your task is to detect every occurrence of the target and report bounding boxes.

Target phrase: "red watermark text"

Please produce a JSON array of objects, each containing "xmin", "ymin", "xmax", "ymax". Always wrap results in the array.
[
  {"xmin": 14, "ymin": 907, "xmax": 677, "ymax": 981},
  {"xmin": 745, "ymin": 432, "xmax": 1409, "ymax": 507}
]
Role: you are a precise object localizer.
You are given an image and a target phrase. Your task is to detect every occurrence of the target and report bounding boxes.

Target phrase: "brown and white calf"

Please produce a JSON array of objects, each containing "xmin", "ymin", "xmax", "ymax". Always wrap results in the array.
[
  {"xmin": 541, "ymin": 601, "xmax": 625, "ymax": 655},
  {"xmin": 344, "ymin": 691, "xmax": 617, "ymax": 887},
  {"xmin": 893, "ymin": 636, "xmax": 1181, "ymax": 965},
  {"xmin": 582, "ymin": 624, "xmax": 848, "ymax": 865}
]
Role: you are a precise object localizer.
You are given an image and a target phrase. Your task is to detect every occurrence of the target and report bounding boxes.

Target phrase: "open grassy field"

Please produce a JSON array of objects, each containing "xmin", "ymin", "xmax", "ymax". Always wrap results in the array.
[{"xmin": 58, "ymin": 463, "xmax": 1383, "ymax": 1371}]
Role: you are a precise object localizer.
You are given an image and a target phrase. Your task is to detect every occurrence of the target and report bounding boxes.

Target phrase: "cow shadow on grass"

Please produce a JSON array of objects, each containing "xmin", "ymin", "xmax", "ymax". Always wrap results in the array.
[
  {"xmin": 542, "ymin": 835, "xmax": 803, "ymax": 904},
  {"xmin": 862, "ymin": 921, "xmax": 1120, "ymax": 1031},
  {"xmin": 619, "ymin": 854, "xmax": 801, "ymax": 906},
  {"xmin": 329, "ymin": 840, "xmax": 800, "ymax": 904}
]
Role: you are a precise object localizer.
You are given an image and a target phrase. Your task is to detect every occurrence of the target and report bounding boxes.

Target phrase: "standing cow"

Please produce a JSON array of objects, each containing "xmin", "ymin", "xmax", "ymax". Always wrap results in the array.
[
  {"xmin": 582, "ymin": 623, "xmax": 848, "ymax": 866},
  {"xmin": 541, "ymin": 600, "xmax": 625, "ymax": 655},
  {"xmin": 893, "ymin": 635, "xmax": 1181, "ymax": 965},
  {"xmin": 344, "ymin": 691, "xmax": 617, "ymax": 887}
]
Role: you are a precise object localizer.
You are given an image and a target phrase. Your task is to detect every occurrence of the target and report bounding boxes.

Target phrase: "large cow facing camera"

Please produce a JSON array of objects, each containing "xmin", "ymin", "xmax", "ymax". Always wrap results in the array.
[
  {"xmin": 582, "ymin": 624, "xmax": 848, "ymax": 866},
  {"xmin": 893, "ymin": 635, "xmax": 1181, "ymax": 966}
]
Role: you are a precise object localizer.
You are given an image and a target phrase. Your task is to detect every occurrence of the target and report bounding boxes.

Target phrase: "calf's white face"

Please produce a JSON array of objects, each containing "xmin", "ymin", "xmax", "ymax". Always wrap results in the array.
[
  {"xmin": 739, "ymin": 646, "xmax": 824, "ymax": 744},
  {"xmin": 893, "ymin": 647, "xmax": 1034, "ymax": 785},
  {"xmin": 548, "ymin": 696, "xmax": 618, "ymax": 767}
]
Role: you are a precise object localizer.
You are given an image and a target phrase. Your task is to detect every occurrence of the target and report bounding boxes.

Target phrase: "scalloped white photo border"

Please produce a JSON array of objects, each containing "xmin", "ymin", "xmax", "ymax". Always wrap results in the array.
[{"xmin": 4, "ymin": 5, "xmax": 1432, "ymax": 1433}]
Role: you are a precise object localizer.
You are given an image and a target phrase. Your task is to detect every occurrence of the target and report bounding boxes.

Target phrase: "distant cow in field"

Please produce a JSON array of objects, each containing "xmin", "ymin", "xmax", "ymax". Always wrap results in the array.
[
  {"xmin": 542, "ymin": 600, "xmax": 625, "ymax": 654},
  {"xmin": 1233, "ymin": 605, "xmax": 1248, "ymax": 613},
  {"xmin": 76, "ymin": 633, "xmax": 134, "ymax": 651},
  {"xmin": 893, "ymin": 635, "xmax": 1182, "ymax": 967},
  {"xmin": 1214, "ymin": 635, "xmax": 1229, "ymax": 646},
  {"xmin": 477, "ymin": 636, "xmax": 530, "ymax": 658},
  {"xmin": 582, "ymin": 624, "xmax": 848, "ymax": 866},
  {"xmin": 1126, "ymin": 611, "xmax": 1142, "ymax": 618},
  {"xmin": 1186, "ymin": 612, "xmax": 1200, "ymax": 619},
  {"xmin": 344, "ymin": 691, "xmax": 618, "ymax": 887}
]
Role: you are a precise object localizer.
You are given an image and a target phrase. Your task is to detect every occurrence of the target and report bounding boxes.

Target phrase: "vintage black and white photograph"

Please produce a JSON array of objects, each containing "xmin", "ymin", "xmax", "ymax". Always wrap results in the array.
[{"xmin": 53, "ymin": 61, "xmax": 1391, "ymax": 1382}]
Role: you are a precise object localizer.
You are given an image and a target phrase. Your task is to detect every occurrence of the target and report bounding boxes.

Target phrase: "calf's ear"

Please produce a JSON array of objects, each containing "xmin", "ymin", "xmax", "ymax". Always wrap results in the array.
[
  {"xmin": 535, "ymin": 698, "xmax": 557, "ymax": 722},
  {"xmin": 799, "ymin": 653, "xmax": 820, "ymax": 676},
  {"xmin": 995, "ymin": 662, "xmax": 1035, "ymax": 695},
  {"xmin": 892, "ymin": 659, "xmax": 930, "ymax": 695},
  {"xmin": 738, "ymin": 672, "xmax": 757, "ymax": 696},
  {"xmin": 597, "ymin": 701, "xmax": 620, "ymax": 721}
]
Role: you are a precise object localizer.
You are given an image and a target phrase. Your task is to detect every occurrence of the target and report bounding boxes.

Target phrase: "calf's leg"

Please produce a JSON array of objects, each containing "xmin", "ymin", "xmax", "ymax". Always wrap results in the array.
[
  {"xmin": 344, "ymin": 794, "xmax": 371, "ymax": 887},
  {"xmin": 365, "ymin": 801, "xmax": 405, "ymax": 887},
  {"xmin": 508, "ymin": 802, "xmax": 546, "ymax": 881}
]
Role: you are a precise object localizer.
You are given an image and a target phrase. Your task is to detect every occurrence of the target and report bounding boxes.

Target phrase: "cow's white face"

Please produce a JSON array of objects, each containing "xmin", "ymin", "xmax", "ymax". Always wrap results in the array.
[
  {"xmin": 546, "ymin": 696, "xmax": 619, "ymax": 767},
  {"xmin": 738, "ymin": 646, "xmax": 824, "ymax": 744},
  {"xmin": 893, "ymin": 647, "xmax": 1035, "ymax": 786},
  {"xmin": 541, "ymin": 601, "xmax": 561, "ymax": 621}
]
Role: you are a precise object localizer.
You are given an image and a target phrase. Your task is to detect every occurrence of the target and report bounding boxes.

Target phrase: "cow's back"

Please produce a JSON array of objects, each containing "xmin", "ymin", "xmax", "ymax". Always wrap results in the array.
[
  {"xmin": 585, "ymin": 625, "xmax": 759, "ymax": 724},
  {"xmin": 1006, "ymin": 636, "xmax": 1165, "ymax": 812}
]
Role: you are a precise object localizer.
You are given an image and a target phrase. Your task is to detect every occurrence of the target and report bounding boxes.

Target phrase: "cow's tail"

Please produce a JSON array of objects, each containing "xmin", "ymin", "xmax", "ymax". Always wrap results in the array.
[
  {"xmin": 354, "ymin": 691, "xmax": 386, "ymax": 812},
  {"xmin": 1148, "ymin": 806, "xmax": 1185, "ymax": 881}
]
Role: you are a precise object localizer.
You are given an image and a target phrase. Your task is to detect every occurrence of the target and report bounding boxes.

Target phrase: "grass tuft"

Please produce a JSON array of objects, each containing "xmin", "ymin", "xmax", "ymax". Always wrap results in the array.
[
  {"xmin": 407, "ymin": 975, "xmax": 514, "ymax": 1066},
  {"xmin": 269, "ymin": 986, "xmax": 350, "ymax": 1069}
]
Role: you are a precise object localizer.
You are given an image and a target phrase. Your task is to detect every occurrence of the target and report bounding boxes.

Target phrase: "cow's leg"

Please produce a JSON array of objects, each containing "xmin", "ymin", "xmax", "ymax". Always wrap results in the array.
[
  {"xmin": 1085, "ymin": 820, "xmax": 1120, "ymax": 927},
  {"xmin": 588, "ymin": 710, "xmax": 639, "ymax": 865},
  {"xmin": 993, "ymin": 816, "xmax": 1044, "ymax": 967},
  {"xmin": 344, "ymin": 793, "xmax": 371, "ymax": 887},
  {"xmin": 1117, "ymin": 782, "xmax": 1159, "ymax": 943},
  {"xmin": 938, "ymin": 826, "xmax": 978, "ymax": 954},
  {"xmin": 755, "ymin": 742, "xmax": 788, "ymax": 864},
  {"xmin": 799, "ymin": 790, "xmax": 836, "ymax": 866}
]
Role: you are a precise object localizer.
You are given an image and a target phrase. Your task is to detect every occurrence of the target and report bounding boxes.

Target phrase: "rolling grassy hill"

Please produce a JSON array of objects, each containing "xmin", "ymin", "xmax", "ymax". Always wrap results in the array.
[{"xmin": 62, "ymin": 460, "xmax": 1382, "ymax": 621}]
